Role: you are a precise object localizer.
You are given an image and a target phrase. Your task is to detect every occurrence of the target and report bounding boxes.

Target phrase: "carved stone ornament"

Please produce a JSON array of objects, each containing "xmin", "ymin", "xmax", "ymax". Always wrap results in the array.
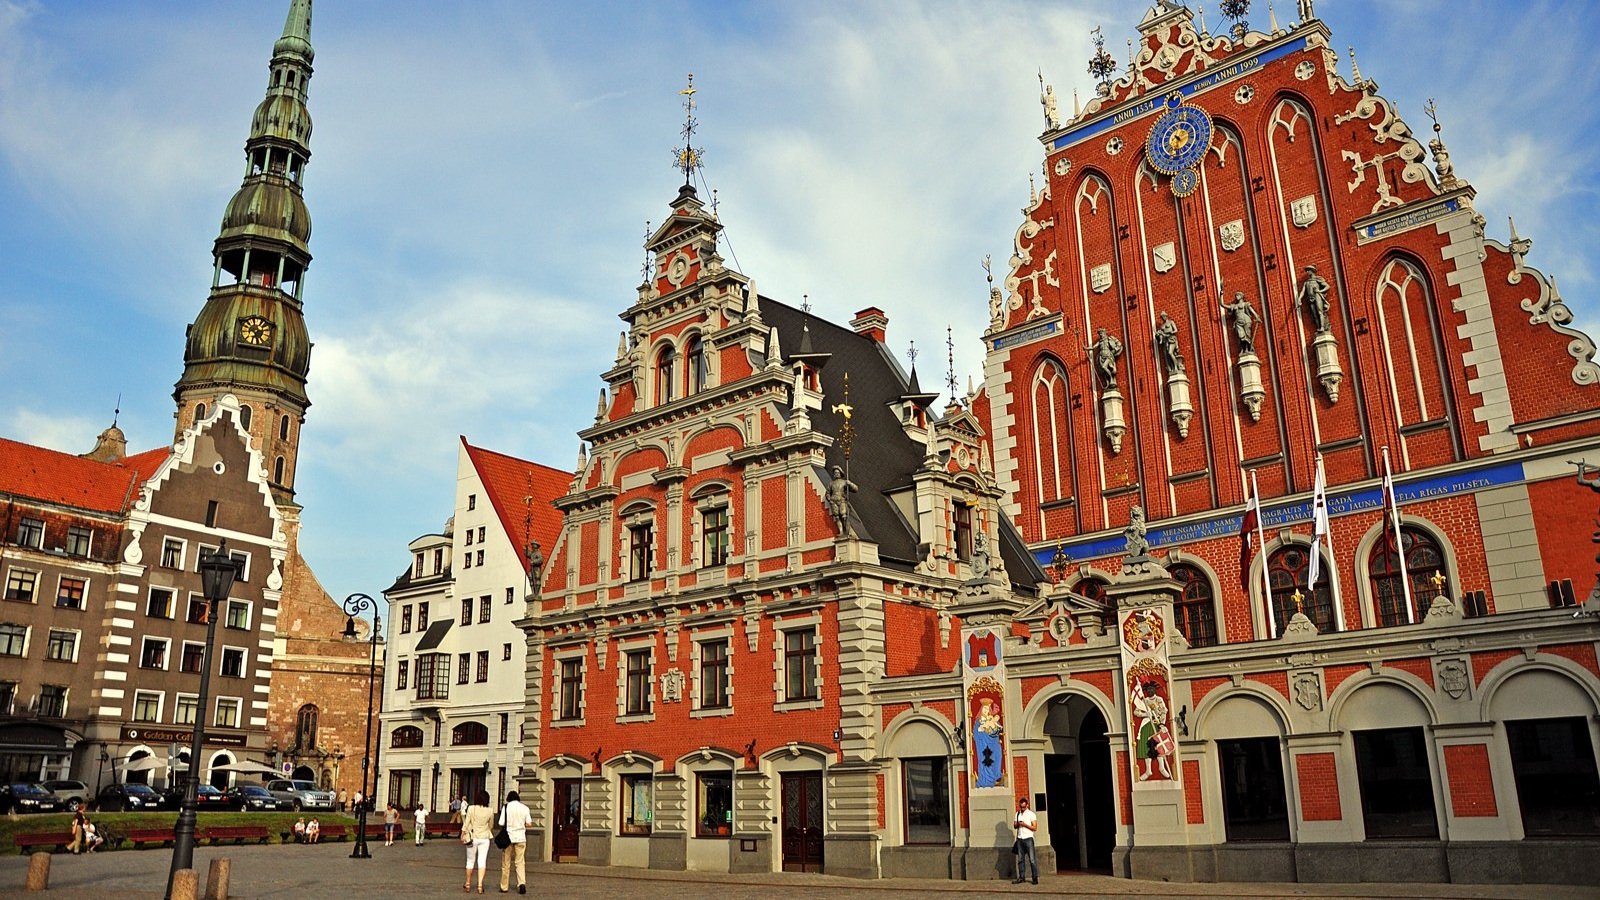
[
  {"xmin": 1293, "ymin": 672, "xmax": 1323, "ymax": 711},
  {"xmin": 1291, "ymin": 195, "xmax": 1318, "ymax": 228},
  {"xmin": 660, "ymin": 668, "xmax": 685, "ymax": 703},
  {"xmin": 1234, "ymin": 84, "xmax": 1255, "ymax": 105},
  {"xmin": 1438, "ymin": 659, "xmax": 1470, "ymax": 700},
  {"xmin": 1047, "ymin": 605, "xmax": 1075, "ymax": 644},
  {"xmin": 665, "ymin": 252, "xmax": 691, "ymax": 287},
  {"xmin": 1055, "ymin": 157, "xmax": 1072, "ymax": 177},
  {"xmin": 1106, "ymin": 136, "xmax": 1125, "ymax": 155},
  {"xmin": 1295, "ymin": 59, "xmax": 1316, "ymax": 81},
  {"xmin": 1090, "ymin": 263, "xmax": 1113, "ymax": 294},
  {"xmin": 1151, "ymin": 242, "xmax": 1176, "ymax": 274},
  {"xmin": 1218, "ymin": 219, "xmax": 1245, "ymax": 252}
]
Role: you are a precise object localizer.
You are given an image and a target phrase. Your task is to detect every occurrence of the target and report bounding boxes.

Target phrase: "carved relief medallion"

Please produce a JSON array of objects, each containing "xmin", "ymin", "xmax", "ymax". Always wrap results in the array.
[
  {"xmin": 660, "ymin": 668, "xmax": 685, "ymax": 702},
  {"xmin": 1090, "ymin": 263, "xmax": 1113, "ymax": 294},
  {"xmin": 1295, "ymin": 60, "xmax": 1316, "ymax": 81},
  {"xmin": 1291, "ymin": 195, "xmax": 1318, "ymax": 228},
  {"xmin": 665, "ymin": 252, "xmax": 691, "ymax": 287},
  {"xmin": 1106, "ymin": 136, "xmax": 1125, "ymax": 156},
  {"xmin": 1438, "ymin": 659, "xmax": 1470, "ymax": 700},
  {"xmin": 1152, "ymin": 242, "xmax": 1176, "ymax": 273},
  {"xmin": 1219, "ymin": 219, "xmax": 1245, "ymax": 252},
  {"xmin": 1234, "ymin": 84, "xmax": 1256, "ymax": 105},
  {"xmin": 1293, "ymin": 671, "xmax": 1323, "ymax": 711},
  {"xmin": 1055, "ymin": 157, "xmax": 1073, "ymax": 177}
]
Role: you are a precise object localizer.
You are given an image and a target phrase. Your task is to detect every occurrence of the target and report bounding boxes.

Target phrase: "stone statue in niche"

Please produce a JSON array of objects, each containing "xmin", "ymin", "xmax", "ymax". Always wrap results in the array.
[
  {"xmin": 1089, "ymin": 327, "xmax": 1124, "ymax": 390},
  {"xmin": 1297, "ymin": 265, "xmax": 1333, "ymax": 334},
  {"xmin": 1123, "ymin": 505, "xmax": 1150, "ymax": 559},
  {"xmin": 1221, "ymin": 291, "xmax": 1262, "ymax": 355},
  {"xmin": 971, "ymin": 531, "xmax": 993, "ymax": 580},
  {"xmin": 1154, "ymin": 312, "xmax": 1185, "ymax": 375},
  {"xmin": 826, "ymin": 465, "xmax": 859, "ymax": 537}
]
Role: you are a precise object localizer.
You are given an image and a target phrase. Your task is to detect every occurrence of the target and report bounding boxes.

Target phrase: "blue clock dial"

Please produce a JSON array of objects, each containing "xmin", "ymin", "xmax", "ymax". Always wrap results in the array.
[
  {"xmin": 1171, "ymin": 167, "xmax": 1200, "ymax": 197},
  {"xmin": 1145, "ymin": 105, "xmax": 1213, "ymax": 175}
]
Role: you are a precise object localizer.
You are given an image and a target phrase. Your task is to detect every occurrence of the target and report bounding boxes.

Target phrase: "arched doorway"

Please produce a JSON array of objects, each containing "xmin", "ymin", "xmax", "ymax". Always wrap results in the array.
[
  {"xmin": 292, "ymin": 765, "xmax": 315, "ymax": 782},
  {"xmin": 126, "ymin": 749, "xmax": 152, "ymax": 785},
  {"xmin": 1040, "ymin": 695, "xmax": 1114, "ymax": 872},
  {"xmin": 209, "ymin": 751, "xmax": 234, "ymax": 790}
]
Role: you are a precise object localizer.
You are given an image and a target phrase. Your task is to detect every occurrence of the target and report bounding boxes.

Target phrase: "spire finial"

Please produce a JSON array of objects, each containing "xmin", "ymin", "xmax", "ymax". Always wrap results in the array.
[
  {"xmin": 907, "ymin": 339, "xmax": 919, "ymax": 369},
  {"xmin": 640, "ymin": 220, "xmax": 653, "ymax": 283},
  {"xmin": 1423, "ymin": 97, "xmax": 1459, "ymax": 189},
  {"xmin": 1268, "ymin": 1, "xmax": 1281, "ymax": 33},
  {"xmin": 274, "ymin": 0, "xmax": 314, "ymax": 64},
  {"xmin": 838, "ymin": 372, "xmax": 855, "ymax": 471},
  {"xmin": 945, "ymin": 326, "xmax": 959, "ymax": 401},
  {"xmin": 673, "ymin": 73, "xmax": 703, "ymax": 185},
  {"xmin": 1348, "ymin": 46, "xmax": 1365, "ymax": 86},
  {"xmin": 112, "ymin": 392, "xmax": 121, "ymax": 428},
  {"xmin": 1088, "ymin": 26, "xmax": 1117, "ymax": 94}
]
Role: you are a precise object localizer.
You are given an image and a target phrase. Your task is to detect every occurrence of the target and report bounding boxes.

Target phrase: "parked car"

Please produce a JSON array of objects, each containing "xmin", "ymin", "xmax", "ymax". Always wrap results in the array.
[
  {"xmin": 95, "ymin": 782, "xmax": 163, "ymax": 812},
  {"xmin": 41, "ymin": 779, "xmax": 89, "ymax": 812},
  {"xmin": 264, "ymin": 779, "xmax": 337, "ymax": 811},
  {"xmin": 0, "ymin": 783, "xmax": 65, "ymax": 814},
  {"xmin": 224, "ymin": 783, "xmax": 290, "ymax": 812},
  {"xmin": 160, "ymin": 782, "xmax": 231, "ymax": 810}
]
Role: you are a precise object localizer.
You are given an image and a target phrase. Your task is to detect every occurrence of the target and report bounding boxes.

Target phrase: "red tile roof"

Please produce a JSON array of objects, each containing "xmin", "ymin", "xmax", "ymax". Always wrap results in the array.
[
  {"xmin": 461, "ymin": 437, "xmax": 569, "ymax": 574},
  {"xmin": 0, "ymin": 437, "xmax": 169, "ymax": 515}
]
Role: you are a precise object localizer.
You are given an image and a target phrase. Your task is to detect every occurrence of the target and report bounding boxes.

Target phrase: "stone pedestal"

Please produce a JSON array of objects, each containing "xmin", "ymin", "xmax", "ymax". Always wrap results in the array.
[
  {"xmin": 1311, "ymin": 332, "xmax": 1343, "ymax": 403},
  {"xmin": 171, "ymin": 869, "xmax": 198, "ymax": 900},
  {"xmin": 1236, "ymin": 351, "xmax": 1265, "ymax": 421},
  {"xmin": 24, "ymin": 852, "xmax": 49, "ymax": 892},
  {"xmin": 1166, "ymin": 372, "xmax": 1193, "ymax": 437},
  {"xmin": 1101, "ymin": 389, "xmax": 1127, "ymax": 453},
  {"xmin": 206, "ymin": 858, "xmax": 231, "ymax": 900}
]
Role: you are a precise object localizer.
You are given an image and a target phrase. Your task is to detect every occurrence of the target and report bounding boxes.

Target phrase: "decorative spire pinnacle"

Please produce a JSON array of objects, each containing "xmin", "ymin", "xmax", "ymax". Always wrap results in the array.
[
  {"xmin": 1088, "ymin": 27, "xmax": 1117, "ymax": 95},
  {"xmin": 1197, "ymin": 3, "xmax": 1210, "ymax": 37},
  {"xmin": 1072, "ymin": 87, "xmax": 1082, "ymax": 118},
  {"xmin": 945, "ymin": 326, "xmax": 959, "ymax": 401},
  {"xmin": 1268, "ymin": 1, "xmax": 1281, "ymax": 34},
  {"xmin": 673, "ymin": 73, "xmax": 703, "ymax": 185},
  {"xmin": 274, "ymin": 0, "xmax": 314, "ymax": 64},
  {"xmin": 1423, "ymin": 98, "xmax": 1460, "ymax": 190},
  {"xmin": 640, "ymin": 221, "xmax": 653, "ymax": 283},
  {"xmin": 1348, "ymin": 46, "xmax": 1365, "ymax": 86}
]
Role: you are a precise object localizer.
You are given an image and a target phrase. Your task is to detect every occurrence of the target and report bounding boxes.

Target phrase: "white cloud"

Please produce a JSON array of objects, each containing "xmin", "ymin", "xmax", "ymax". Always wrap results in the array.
[{"xmin": 4, "ymin": 408, "xmax": 103, "ymax": 456}]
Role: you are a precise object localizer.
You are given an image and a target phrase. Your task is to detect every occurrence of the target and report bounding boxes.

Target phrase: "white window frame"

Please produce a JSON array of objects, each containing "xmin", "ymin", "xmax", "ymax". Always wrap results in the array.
[
  {"xmin": 44, "ymin": 627, "xmax": 81, "ymax": 663},
  {"xmin": 147, "ymin": 586, "xmax": 176, "ymax": 619},
  {"xmin": 3, "ymin": 566, "xmax": 40, "ymax": 604},
  {"xmin": 179, "ymin": 640, "xmax": 207, "ymax": 674},
  {"xmin": 218, "ymin": 645, "xmax": 249, "ymax": 679},
  {"xmin": 214, "ymin": 696, "xmax": 243, "ymax": 729},
  {"xmin": 140, "ymin": 636, "xmax": 171, "ymax": 671},
  {"xmin": 616, "ymin": 639, "xmax": 656, "ymax": 723},
  {"xmin": 690, "ymin": 628, "xmax": 735, "ymax": 719},
  {"xmin": 161, "ymin": 536, "xmax": 188, "ymax": 570},
  {"xmin": 173, "ymin": 692, "xmax": 200, "ymax": 726},
  {"xmin": 65, "ymin": 525, "xmax": 94, "ymax": 558},
  {"xmin": 132, "ymin": 689, "xmax": 164, "ymax": 724},
  {"xmin": 223, "ymin": 598, "xmax": 253, "ymax": 631},
  {"xmin": 53, "ymin": 574, "xmax": 89, "ymax": 610},
  {"xmin": 16, "ymin": 517, "xmax": 45, "ymax": 549},
  {"xmin": 0, "ymin": 623, "xmax": 28, "ymax": 658},
  {"xmin": 771, "ymin": 613, "xmax": 824, "ymax": 712},
  {"xmin": 197, "ymin": 543, "xmax": 251, "ymax": 584},
  {"xmin": 551, "ymin": 648, "xmax": 587, "ymax": 728}
]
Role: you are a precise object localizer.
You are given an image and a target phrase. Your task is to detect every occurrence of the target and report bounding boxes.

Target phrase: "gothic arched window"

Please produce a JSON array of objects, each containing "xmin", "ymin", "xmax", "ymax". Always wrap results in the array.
[
  {"xmin": 295, "ymin": 703, "xmax": 318, "ymax": 750},
  {"xmin": 1369, "ymin": 526, "xmax": 1448, "ymax": 627},
  {"xmin": 1268, "ymin": 545, "xmax": 1334, "ymax": 636},
  {"xmin": 685, "ymin": 336, "xmax": 709, "ymax": 394},
  {"xmin": 451, "ymin": 721, "xmax": 489, "ymax": 746},
  {"xmin": 655, "ymin": 345, "xmax": 678, "ymax": 406},
  {"xmin": 1030, "ymin": 359, "xmax": 1072, "ymax": 509},
  {"xmin": 1170, "ymin": 564, "xmax": 1218, "ymax": 647}
]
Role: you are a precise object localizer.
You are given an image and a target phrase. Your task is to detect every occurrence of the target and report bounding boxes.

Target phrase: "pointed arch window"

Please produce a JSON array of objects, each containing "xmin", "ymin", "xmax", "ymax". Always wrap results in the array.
[
  {"xmin": 1030, "ymin": 359, "xmax": 1072, "ymax": 509},
  {"xmin": 295, "ymin": 703, "xmax": 318, "ymax": 751},
  {"xmin": 1268, "ymin": 545, "xmax": 1334, "ymax": 636},
  {"xmin": 279, "ymin": 414, "xmax": 291, "ymax": 441},
  {"xmin": 239, "ymin": 405, "xmax": 253, "ymax": 431},
  {"xmin": 1368, "ymin": 526, "xmax": 1448, "ymax": 627},
  {"xmin": 274, "ymin": 456, "xmax": 286, "ymax": 484},
  {"xmin": 1170, "ymin": 564, "xmax": 1218, "ymax": 647},
  {"xmin": 655, "ymin": 345, "xmax": 678, "ymax": 406},
  {"xmin": 686, "ymin": 336, "xmax": 709, "ymax": 394}
]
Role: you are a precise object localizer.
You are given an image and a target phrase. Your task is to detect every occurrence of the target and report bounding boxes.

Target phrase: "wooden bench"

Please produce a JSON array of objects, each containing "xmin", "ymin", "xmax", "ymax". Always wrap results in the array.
[
  {"xmin": 424, "ymin": 822, "xmax": 461, "ymax": 839},
  {"xmin": 14, "ymin": 831, "xmax": 74, "ymax": 854},
  {"xmin": 316, "ymin": 824, "xmax": 348, "ymax": 842},
  {"xmin": 363, "ymin": 822, "xmax": 405, "ymax": 841},
  {"xmin": 125, "ymin": 827, "xmax": 176, "ymax": 848},
  {"xmin": 200, "ymin": 825, "xmax": 270, "ymax": 845}
]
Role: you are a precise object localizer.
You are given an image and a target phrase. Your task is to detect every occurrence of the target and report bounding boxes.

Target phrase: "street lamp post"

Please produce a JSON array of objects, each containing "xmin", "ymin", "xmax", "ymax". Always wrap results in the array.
[
  {"xmin": 341, "ymin": 592, "xmax": 386, "ymax": 859},
  {"xmin": 165, "ymin": 541, "xmax": 241, "ymax": 900}
]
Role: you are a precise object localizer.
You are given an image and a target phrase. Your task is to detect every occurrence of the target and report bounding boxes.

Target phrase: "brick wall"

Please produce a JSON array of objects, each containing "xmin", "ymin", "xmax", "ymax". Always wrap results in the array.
[
  {"xmin": 1294, "ymin": 752, "xmax": 1342, "ymax": 821},
  {"xmin": 1443, "ymin": 743, "xmax": 1497, "ymax": 818}
]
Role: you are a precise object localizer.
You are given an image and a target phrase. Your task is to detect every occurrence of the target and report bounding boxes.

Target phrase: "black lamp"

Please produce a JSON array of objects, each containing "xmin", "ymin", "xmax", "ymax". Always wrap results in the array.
[{"xmin": 340, "ymin": 592, "xmax": 387, "ymax": 860}]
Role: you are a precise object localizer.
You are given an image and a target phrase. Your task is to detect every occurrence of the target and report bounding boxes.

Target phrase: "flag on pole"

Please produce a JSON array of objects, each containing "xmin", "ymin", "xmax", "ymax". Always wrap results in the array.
[
  {"xmin": 1381, "ymin": 447, "xmax": 1414, "ymax": 622},
  {"xmin": 1307, "ymin": 455, "xmax": 1330, "ymax": 591},
  {"xmin": 1238, "ymin": 492, "xmax": 1260, "ymax": 590}
]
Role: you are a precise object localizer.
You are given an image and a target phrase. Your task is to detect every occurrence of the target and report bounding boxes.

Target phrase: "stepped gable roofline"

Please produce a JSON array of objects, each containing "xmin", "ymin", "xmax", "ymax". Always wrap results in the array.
[
  {"xmin": 0, "ymin": 436, "xmax": 167, "ymax": 516},
  {"xmin": 759, "ymin": 296, "xmax": 925, "ymax": 567},
  {"xmin": 461, "ymin": 436, "xmax": 570, "ymax": 573}
]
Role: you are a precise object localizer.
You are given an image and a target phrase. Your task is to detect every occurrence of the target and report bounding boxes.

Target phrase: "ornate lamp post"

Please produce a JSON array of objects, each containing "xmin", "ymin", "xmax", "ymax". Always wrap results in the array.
[
  {"xmin": 341, "ymin": 592, "xmax": 387, "ymax": 859},
  {"xmin": 165, "ymin": 542, "xmax": 241, "ymax": 900}
]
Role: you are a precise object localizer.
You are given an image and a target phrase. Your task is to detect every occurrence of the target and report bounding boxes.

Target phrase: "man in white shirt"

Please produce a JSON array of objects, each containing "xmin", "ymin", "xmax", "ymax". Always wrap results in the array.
[
  {"xmin": 413, "ymin": 803, "xmax": 429, "ymax": 846},
  {"xmin": 498, "ymin": 790, "xmax": 534, "ymax": 894},
  {"xmin": 1011, "ymin": 796, "xmax": 1038, "ymax": 885}
]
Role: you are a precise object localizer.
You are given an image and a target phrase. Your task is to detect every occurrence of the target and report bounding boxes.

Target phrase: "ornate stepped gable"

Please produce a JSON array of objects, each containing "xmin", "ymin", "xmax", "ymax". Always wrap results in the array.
[{"xmin": 983, "ymin": 0, "xmax": 1600, "ymax": 553}]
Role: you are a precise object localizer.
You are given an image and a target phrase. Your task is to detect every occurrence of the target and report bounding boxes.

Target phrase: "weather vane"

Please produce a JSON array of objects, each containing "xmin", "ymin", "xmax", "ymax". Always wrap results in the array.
[
  {"xmin": 640, "ymin": 220, "xmax": 653, "ymax": 283},
  {"xmin": 838, "ymin": 372, "xmax": 855, "ymax": 465},
  {"xmin": 945, "ymin": 326, "xmax": 959, "ymax": 400},
  {"xmin": 673, "ymin": 73, "xmax": 703, "ymax": 184},
  {"xmin": 1087, "ymin": 26, "xmax": 1117, "ymax": 92},
  {"xmin": 907, "ymin": 339, "xmax": 919, "ymax": 371}
]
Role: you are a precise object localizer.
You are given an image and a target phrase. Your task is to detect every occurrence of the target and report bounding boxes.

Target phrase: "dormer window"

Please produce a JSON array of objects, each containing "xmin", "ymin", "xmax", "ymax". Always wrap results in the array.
[
  {"xmin": 629, "ymin": 522, "xmax": 655, "ymax": 582},
  {"xmin": 656, "ymin": 346, "xmax": 678, "ymax": 405},
  {"xmin": 686, "ymin": 336, "xmax": 709, "ymax": 394}
]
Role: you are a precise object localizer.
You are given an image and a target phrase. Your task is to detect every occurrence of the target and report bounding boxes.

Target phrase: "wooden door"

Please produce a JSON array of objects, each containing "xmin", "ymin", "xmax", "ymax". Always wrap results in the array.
[
  {"xmin": 551, "ymin": 779, "xmax": 581, "ymax": 862},
  {"xmin": 780, "ymin": 772, "xmax": 824, "ymax": 872}
]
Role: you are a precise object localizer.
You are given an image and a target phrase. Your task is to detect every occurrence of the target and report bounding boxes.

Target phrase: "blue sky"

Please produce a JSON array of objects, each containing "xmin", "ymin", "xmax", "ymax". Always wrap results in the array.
[{"xmin": 2, "ymin": 0, "xmax": 1597, "ymax": 600}]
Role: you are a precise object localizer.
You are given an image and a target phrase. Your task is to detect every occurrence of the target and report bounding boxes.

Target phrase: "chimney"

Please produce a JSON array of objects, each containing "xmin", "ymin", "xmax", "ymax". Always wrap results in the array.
[{"xmin": 850, "ymin": 307, "xmax": 888, "ymax": 343}]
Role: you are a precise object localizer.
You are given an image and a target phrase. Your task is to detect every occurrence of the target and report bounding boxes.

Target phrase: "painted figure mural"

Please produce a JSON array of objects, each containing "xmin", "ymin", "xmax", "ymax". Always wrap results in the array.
[
  {"xmin": 963, "ymin": 627, "xmax": 1010, "ymax": 791},
  {"xmin": 1118, "ymin": 606, "xmax": 1180, "ymax": 789}
]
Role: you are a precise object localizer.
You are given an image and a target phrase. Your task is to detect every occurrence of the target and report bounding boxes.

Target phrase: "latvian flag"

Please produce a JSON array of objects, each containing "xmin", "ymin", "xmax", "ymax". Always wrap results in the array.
[{"xmin": 1238, "ymin": 493, "xmax": 1260, "ymax": 590}]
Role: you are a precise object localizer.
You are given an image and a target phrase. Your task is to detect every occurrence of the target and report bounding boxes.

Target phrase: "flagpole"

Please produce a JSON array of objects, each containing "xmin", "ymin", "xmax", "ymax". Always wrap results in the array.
[
  {"xmin": 1383, "ymin": 446, "xmax": 1415, "ymax": 624},
  {"xmin": 1317, "ymin": 454, "xmax": 1346, "ymax": 632},
  {"xmin": 1252, "ymin": 470, "xmax": 1274, "ymax": 638}
]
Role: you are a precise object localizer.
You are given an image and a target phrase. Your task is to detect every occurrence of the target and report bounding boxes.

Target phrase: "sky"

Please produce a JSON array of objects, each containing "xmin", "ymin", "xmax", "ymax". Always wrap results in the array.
[{"xmin": 2, "ymin": 0, "xmax": 1598, "ymax": 601}]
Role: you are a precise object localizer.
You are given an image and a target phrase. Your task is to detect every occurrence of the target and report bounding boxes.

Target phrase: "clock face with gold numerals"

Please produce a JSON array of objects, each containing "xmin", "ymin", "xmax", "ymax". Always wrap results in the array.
[
  {"xmin": 238, "ymin": 316, "xmax": 273, "ymax": 347},
  {"xmin": 1145, "ymin": 100, "xmax": 1213, "ymax": 176}
]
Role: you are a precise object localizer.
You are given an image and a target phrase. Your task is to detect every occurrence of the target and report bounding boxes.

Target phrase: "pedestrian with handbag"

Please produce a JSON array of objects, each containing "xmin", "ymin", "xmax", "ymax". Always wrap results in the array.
[
  {"xmin": 497, "ymin": 790, "xmax": 533, "ymax": 894},
  {"xmin": 460, "ymin": 789, "xmax": 495, "ymax": 894}
]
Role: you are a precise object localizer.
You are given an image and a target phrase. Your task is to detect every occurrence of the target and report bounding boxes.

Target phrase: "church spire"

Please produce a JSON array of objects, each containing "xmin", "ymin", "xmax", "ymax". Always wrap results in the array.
[{"xmin": 173, "ymin": 0, "xmax": 317, "ymax": 506}]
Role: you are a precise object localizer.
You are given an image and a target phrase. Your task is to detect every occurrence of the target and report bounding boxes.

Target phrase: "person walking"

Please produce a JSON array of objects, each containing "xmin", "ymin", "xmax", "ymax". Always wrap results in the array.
[
  {"xmin": 413, "ymin": 802, "xmax": 429, "ymax": 846},
  {"xmin": 460, "ymin": 789, "xmax": 494, "ymax": 894},
  {"xmin": 69, "ymin": 810, "xmax": 86, "ymax": 854},
  {"xmin": 449, "ymin": 794, "xmax": 462, "ymax": 824},
  {"xmin": 384, "ymin": 803, "xmax": 400, "ymax": 846},
  {"xmin": 1011, "ymin": 796, "xmax": 1038, "ymax": 885},
  {"xmin": 338, "ymin": 788, "xmax": 348, "ymax": 812},
  {"xmin": 497, "ymin": 790, "xmax": 533, "ymax": 894}
]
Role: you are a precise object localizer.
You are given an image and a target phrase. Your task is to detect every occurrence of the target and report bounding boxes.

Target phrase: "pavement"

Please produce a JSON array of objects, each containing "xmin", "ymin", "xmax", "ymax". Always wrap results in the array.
[{"xmin": 3, "ymin": 838, "xmax": 1594, "ymax": 899}]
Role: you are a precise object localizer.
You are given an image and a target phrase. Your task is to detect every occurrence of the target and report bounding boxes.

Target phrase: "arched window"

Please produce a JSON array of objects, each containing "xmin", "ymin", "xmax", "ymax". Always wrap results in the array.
[
  {"xmin": 1070, "ymin": 577, "xmax": 1108, "ymax": 609},
  {"xmin": 685, "ymin": 336, "xmax": 709, "ymax": 394},
  {"xmin": 1268, "ymin": 545, "xmax": 1334, "ymax": 636},
  {"xmin": 195, "ymin": 402, "xmax": 208, "ymax": 422},
  {"xmin": 279, "ymin": 414, "xmax": 291, "ymax": 441},
  {"xmin": 274, "ymin": 456, "xmax": 286, "ymax": 483},
  {"xmin": 295, "ymin": 703, "xmax": 318, "ymax": 750},
  {"xmin": 1368, "ymin": 526, "xmax": 1448, "ymax": 627},
  {"xmin": 239, "ymin": 405, "xmax": 252, "ymax": 431},
  {"xmin": 1030, "ymin": 359, "xmax": 1072, "ymax": 510},
  {"xmin": 451, "ymin": 721, "xmax": 489, "ymax": 746},
  {"xmin": 391, "ymin": 725, "xmax": 425, "ymax": 748},
  {"xmin": 1170, "ymin": 564, "xmax": 1218, "ymax": 647},
  {"xmin": 1375, "ymin": 258, "xmax": 1453, "ymax": 445},
  {"xmin": 655, "ymin": 346, "xmax": 678, "ymax": 406}
]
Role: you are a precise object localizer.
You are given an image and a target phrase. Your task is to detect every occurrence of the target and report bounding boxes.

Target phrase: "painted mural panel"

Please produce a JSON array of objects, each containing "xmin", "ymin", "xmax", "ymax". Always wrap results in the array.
[
  {"xmin": 1118, "ymin": 606, "xmax": 1179, "ymax": 789},
  {"xmin": 962, "ymin": 626, "xmax": 1009, "ymax": 792}
]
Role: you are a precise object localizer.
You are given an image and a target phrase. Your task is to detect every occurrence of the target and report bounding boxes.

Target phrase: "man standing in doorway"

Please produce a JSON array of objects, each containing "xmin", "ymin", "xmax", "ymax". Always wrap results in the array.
[
  {"xmin": 1012, "ymin": 796, "xmax": 1039, "ymax": 885},
  {"xmin": 498, "ymin": 790, "xmax": 533, "ymax": 894}
]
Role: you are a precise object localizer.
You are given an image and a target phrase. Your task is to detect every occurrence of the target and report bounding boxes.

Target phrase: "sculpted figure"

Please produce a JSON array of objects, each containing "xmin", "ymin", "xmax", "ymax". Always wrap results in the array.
[
  {"xmin": 971, "ymin": 531, "xmax": 993, "ymax": 580},
  {"xmin": 1221, "ymin": 291, "xmax": 1261, "ymax": 355},
  {"xmin": 1041, "ymin": 83, "xmax": 1061, "ymax": 129},
  {"xmin": 1298, "ymin": 265, "xmax": 1333, "ymax": 334},
  {"xmin": 1090, "ymin": 327, "xmax": 1124, "ymax": 391},
  {"xmin": 1124, "ymin": 505, "xmax": 1150, "ymax": 559},
  {"xmin": 826, "ymin": 464, "xmax": 859, "ymax": 536},
  {"xmin": 1154, "ymin": 312, "xmax": 1185, "ymax": 375}
]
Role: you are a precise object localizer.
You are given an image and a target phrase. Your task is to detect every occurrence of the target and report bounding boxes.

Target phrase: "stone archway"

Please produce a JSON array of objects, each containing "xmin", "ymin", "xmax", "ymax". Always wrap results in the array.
[{"xmin": 1039, "ymin": 694, "xmax": 1114, "ymax": 872}]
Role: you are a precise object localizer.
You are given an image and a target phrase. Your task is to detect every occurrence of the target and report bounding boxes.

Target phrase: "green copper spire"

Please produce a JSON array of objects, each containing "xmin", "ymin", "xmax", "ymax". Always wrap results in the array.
[{"xmin": 174, "ymin": 0, "xmax": 318, "ymax": 504}]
